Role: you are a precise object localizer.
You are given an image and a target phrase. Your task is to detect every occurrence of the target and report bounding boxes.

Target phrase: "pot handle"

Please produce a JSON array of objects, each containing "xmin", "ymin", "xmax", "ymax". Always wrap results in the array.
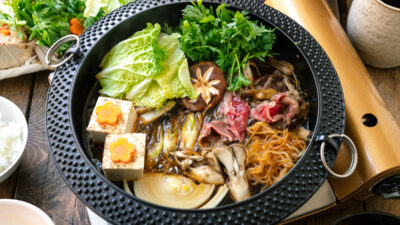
[
  {"xmin": 317, "ymin": 134, "xmax": 358, "ymax": 179},
  {"xmin": 45, "ymin": 34, "xmax": 80, "ymax": 68}
]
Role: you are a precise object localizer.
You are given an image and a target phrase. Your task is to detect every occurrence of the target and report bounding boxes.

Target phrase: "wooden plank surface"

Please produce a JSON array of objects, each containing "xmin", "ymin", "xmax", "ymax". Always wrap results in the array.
[{"xmin": 12, "ymin": 72, "xmax": 89, "ymax": 225}]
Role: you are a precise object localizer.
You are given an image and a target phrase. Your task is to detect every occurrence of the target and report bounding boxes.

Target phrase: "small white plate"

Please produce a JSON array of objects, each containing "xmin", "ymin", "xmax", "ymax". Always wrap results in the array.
[
  {"xmin": 0, "ymin": 96, "xmax": 28, "ymax": 182},
  {"xmin": 0, "ymin": 199, "xmax": 54, "ymax": 225}
]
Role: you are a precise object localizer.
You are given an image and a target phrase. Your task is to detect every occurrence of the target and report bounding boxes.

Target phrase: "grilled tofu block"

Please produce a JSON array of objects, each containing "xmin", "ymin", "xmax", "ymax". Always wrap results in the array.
[
  {"xmin": 102, "ymin": 133, "xmax": 146, "ymax": 181},
  {"xmin": 0, "ymin": 31, "xmax": 35, "ymax": 70},
  {"xmin": 87, "ymin": 97, "xmax": 137, "ymax": 144}
]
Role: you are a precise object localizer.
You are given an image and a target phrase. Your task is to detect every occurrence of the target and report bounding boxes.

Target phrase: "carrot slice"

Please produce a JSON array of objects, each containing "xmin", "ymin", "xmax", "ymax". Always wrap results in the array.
[
  {"xmin": 96, "ymin": 101, "xmax": 122, "ymax": 125},
  {"xmin": 109, "ymin": 138, "xmax": 136, "ymax": 163},
  {"xmin": 69, "ymin": 18, "xmax": 85, "ymax": 36},
  {"xmin": 0, "ymin": 26, "xmax": 10, "ymax": 36}
]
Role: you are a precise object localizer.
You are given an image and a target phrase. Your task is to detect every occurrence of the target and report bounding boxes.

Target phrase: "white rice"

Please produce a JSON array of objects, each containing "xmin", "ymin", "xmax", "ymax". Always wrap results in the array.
[{"xmin": 0, "ymin": 112, "xmax": 22, "ymax": 173}]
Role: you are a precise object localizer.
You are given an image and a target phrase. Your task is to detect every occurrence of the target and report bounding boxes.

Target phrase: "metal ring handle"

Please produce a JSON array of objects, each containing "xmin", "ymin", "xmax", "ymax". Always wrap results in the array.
[
  {"xmin": 45, "ymin": 34, "xmax": 80, "ymax": 68},
  {"xmin": 320, "ymin": 134, "xmax": 358, "ymax": 179}
]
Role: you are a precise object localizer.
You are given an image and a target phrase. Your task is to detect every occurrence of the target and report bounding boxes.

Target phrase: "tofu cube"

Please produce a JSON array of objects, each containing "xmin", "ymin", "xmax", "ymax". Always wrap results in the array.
[
  {"xmin": 87, "ymin": 97, "xmax": 137, "ymax": 144},
  {"xmin": 102, "ymin": 133, "xmax": 146, "ymax": 181}
]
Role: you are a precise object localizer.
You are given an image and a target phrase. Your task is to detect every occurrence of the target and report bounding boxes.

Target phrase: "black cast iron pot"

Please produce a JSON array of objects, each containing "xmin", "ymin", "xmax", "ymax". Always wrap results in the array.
[{"xmin": 46, "ymin": 0, "xmax": 345, "ymax": 224}]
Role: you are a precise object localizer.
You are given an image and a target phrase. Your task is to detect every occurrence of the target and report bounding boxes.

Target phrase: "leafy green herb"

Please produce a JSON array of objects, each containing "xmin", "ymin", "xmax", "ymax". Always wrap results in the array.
[
  {"xmin": 179, "ymin": 0, "xmax": 276, "ymax": 92},
  {"xmin": 0, "ymin": 2, "xmax": 26, "ymax": 40},
  {"xmin": 162, "ymin": 23, "xmax": 176, "ymax": 35},
  {"xmin": 1, "ymin": 0, "xmax": 102, "ymax": 54},
  {"xmin": 0, "ymin": 7, "xmax": 13, "ymax": 25}
]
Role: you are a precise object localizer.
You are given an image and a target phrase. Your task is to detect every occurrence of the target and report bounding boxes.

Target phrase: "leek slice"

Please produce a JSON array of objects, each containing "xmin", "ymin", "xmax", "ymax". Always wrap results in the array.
[{"xmin": 179, "ymin": 112, "xmax": 201, "ymax": 150}]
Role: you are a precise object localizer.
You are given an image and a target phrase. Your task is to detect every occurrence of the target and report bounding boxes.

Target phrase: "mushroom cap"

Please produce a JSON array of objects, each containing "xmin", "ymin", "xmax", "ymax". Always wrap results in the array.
[{"xmin": 182, "ymin": 62, "xmax": 227, "ymax": 111}]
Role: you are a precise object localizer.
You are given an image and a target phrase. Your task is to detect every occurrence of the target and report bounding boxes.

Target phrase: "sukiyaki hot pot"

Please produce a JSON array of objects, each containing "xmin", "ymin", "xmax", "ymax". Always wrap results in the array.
[{"xmin": 46, "ymin": 0, "xmax": 345, "ymax": 224}]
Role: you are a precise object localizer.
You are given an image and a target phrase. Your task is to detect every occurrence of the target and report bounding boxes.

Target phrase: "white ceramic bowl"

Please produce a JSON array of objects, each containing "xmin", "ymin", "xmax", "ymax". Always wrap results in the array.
[
  {"xmin": 0, "ymin": 96, "xmax": 28, "ymax": 183},
  {"xmin": 0, "ymin": 199, "xmax": 54, "ymax": 225}
]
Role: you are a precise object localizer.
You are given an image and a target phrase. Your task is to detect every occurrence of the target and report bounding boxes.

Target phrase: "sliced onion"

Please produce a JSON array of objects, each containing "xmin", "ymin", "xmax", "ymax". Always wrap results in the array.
[
  {"xmin": 200, "ymin": 184, "xmax": 229, "ymax": 209},
  {"xmin": 134, "ymin": 173, "xmax": 215, "ymax": 209},
  {"xmin": 123, "ymin": 179, "xmax": 133, "ymax": 196},
  {"xmin": 139, "ymin": 101, "xmax": 175, "ymax": 124}
]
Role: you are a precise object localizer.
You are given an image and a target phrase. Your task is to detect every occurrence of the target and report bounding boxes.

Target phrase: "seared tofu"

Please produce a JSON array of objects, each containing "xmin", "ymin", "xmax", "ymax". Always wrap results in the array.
[
  {"xmin": 0, "ymin": 31, "xmax": 36, "ymax": 70},
  {"xmin": 87, "ymin": 97, "xmax": 137, "ymax": 144},
  {"xmin": 102, "ymin": 133, "xmax": 146, "ymax": 181}
]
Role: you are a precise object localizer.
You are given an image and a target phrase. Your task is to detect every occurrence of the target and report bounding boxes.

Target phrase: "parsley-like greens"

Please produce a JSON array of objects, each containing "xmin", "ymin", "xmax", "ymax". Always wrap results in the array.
[
  {"xmin": 0, "ymin": 0, "xmax": 102, "ymax": 53},
  {"xmin": 179, "ymin": 0, "xmax": 276, "ymax": 92}
]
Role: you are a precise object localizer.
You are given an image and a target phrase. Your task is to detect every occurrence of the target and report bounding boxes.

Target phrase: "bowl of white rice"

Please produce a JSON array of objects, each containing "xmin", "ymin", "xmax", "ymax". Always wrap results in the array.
[{"xmin": 0, "ymin": 96, "xmax": 28, "ymax": 183}]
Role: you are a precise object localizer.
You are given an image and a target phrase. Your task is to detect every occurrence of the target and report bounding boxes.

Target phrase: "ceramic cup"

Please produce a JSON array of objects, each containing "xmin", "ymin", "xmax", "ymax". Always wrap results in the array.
[{"xmin": 347, "ymin": 0, "xmax": 400, "ymax": 68}]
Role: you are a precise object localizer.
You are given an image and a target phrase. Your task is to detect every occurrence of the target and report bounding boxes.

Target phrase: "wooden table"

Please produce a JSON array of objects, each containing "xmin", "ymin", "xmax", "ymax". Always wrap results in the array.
[
  {"xmin": 0, "ymin": 72, "xmax": 89, "ymax": 224},
  {"xmin": 0, "ymin": 2, "xmax": 399, "ymax": 225}
]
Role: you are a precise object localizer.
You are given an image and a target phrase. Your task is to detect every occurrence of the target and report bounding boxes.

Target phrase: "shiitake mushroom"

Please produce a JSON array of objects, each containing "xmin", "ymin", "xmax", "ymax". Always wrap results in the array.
[{"xmin": 182, "ymin": 62, "xmax": 227, "ymax": 111}]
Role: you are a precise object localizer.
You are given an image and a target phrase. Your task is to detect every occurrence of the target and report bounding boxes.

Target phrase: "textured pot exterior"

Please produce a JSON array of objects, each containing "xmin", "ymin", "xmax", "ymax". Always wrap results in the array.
[
  {"xmin": 46, "ymin": 1, "xmax": 345, "ymax": 224},
  {"xmin": 347, "ymin": 0, "xmax": 400, "ymax": 68}
]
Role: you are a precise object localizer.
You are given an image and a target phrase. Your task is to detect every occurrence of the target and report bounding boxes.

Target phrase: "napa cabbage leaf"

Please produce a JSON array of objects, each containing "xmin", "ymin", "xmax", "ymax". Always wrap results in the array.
[{"xmin": 96, "ymin": 23, "xmax": 196, "ymax": 109}]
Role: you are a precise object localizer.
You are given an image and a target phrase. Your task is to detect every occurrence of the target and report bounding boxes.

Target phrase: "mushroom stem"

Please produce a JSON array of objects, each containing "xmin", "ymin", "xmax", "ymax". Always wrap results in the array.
[
  {"xmin": 187, "ymin": 165, "xmax": 225, "ymax": 184},
  {"xmin": 171, "ymin": 150, "xmax": 224, "ymax": 185},
  {"xmin": 212, "ymin": 144, "xmax": 251, "ymax": 202}
]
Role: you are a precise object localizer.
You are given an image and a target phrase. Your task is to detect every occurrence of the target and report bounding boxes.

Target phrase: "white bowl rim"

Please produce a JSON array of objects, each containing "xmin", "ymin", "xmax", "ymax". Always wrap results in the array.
[
  {"xmin": 0, "ymin": 96, "xmax": 29, "ymax": 178},
  {"xmin": 0, "ymin": 199, "xmax": 54, "ymax": 225}
]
